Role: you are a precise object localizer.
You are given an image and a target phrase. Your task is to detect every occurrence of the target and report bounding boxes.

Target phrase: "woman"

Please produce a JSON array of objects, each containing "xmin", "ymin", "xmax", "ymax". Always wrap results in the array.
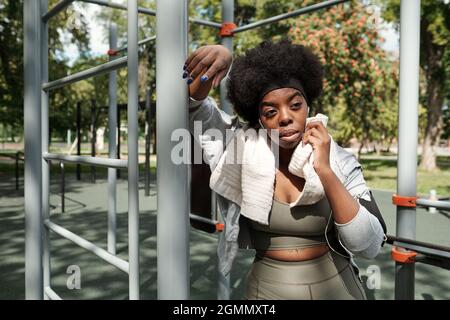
[{"xmin": 184, "ymin": 39, "xmax": 387, "ymax": 300}]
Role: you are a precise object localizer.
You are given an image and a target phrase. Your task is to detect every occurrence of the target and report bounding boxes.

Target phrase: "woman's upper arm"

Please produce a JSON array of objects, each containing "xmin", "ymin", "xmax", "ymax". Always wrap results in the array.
[
  {"xmin": 189, "ymin": 96, "xmax": 243, "ymax": 170},
  {"xmin": 189, "ymin": 96, "xmax": 241, "ymax": 136}
]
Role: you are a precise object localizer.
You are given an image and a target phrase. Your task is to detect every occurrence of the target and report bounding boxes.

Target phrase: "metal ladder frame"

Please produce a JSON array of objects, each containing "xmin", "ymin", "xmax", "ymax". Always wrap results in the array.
[{"xmin": 24, "ymin": 0, "xmax": 140, "ymax": 300}]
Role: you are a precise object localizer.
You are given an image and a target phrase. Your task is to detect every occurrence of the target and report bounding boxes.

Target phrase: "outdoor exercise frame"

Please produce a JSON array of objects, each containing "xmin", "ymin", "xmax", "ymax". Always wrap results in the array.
[{"xmin": 24, "ymin": 0, "xmax": 450, "ymax": 300}]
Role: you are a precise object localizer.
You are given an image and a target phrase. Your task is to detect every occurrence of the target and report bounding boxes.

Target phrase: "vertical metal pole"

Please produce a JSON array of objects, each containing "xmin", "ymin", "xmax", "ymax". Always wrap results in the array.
[
  {"xmin": 107, "ymin": 23, "xmax": 118, "ymax": 255},
  {"xmin": 41, "ymin": 0, "xmax": 51, "ymax": 298},
  {"xmin": 395, "ymin": 0, "xmax": 421, "ymax": 300},
  {"xmin": 24, "ymin": 0, "xmax": 43, "ymax": 300},
  {"xmin": 156, "ymin": 0, "xmax": 190, "ymax": 299},
  {"xmin": 145, "ymin": 87, "xmax": 151, "ymax": 197},
  {"xmin": 220, "ymin": 0, "xmax": 234, "ymax": 115},
  {"xmin": 91, "ymin": 100, "xmax": 97, "ymax": 182},
  {"xmin": 127, "ymin": 0, "xmax": 140, "ymax": 300},
  {"xmin": 76, "ymin": 101, "xmax": 81, "ymax": 180},
  {"xmin": 16, "ymin": 152, "xmax": 20, "ymax": 190},
  {"xmin": 117, "ymin": 106, "xmax": 121, "ymax": 179},
  {"xmin": 60, "ymin": 162, "xmax": 65, "ymax": 213},
  {"xmin": 217, "ymin": 0, "xmax": 234, "ymax": 300}
]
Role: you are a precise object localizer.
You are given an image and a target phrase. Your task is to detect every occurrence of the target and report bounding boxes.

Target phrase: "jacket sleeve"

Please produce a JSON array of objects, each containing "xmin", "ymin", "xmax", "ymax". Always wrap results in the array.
[
  {"xmin": 189, "ymin": 96, "xmax": 243, "ymax": 170},
  {"xmin": 333, "ymin": 145, "xmax": 388, "ymax": 259}
]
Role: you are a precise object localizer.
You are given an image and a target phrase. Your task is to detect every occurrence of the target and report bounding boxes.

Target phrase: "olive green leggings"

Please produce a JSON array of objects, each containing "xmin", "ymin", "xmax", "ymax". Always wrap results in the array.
[{"xmin": 245, "ymin": 250, "xmax": 367, "ymax": 300}]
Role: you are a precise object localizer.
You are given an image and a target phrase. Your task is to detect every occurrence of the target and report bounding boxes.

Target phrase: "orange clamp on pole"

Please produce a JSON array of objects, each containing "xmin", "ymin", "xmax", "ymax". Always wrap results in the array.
[
  {"xmin": 392, "ymin": 194, "xmax": 417, "ymax": 207},
  {"xmin": 391, "ymin": 246, "xmax": 417, "ymax": 263},
  {"xmin": 107, "ymin": 49, "xmax": 118, "ymax": 56},
  {"xmin": 215, "ymin": 223, "xmax": 224, "ymax": 232},
  {"xmin": 219, "ymin": 22, "xmax": 236, "ymax": 37}
]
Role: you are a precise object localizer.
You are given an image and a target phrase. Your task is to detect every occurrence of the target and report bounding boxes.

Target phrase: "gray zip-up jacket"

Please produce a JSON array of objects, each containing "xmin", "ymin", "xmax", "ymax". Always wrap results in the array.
[{"xmin": 189, "ymin": 96, "xmax": 388, "ymax": 283}]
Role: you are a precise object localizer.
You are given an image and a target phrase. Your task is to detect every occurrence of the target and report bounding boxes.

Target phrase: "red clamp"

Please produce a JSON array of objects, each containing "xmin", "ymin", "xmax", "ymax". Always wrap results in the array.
[
  {"xmin": 220, "ymin": 22, "xmax": 236, "ymax": 37},
  {"xmin": 215, "ymin": 223, "xmax": 224, "ymax": 232},
  {"xmin": 107, "ymin": 49, "xmax": 118, "ymax": 56},
  {"xmin": 392, "ymin": 194, "xmax": 417, "ymax": 207},
  {"xmin": 391, "ymin": 246, "xmax": 417, "ymax": 263}
]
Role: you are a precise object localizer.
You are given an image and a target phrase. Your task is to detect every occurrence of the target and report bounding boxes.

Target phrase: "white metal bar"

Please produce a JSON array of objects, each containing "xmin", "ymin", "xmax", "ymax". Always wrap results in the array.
[
  {"xmin": 115, "ymin": 36, "xmax": 156, "ymax": 55},
  {"xmin": 42, "ymin": 56, "xmax": 127, "ymax": 91},
  {"xmin": 156, "ymin": 0, "xmax": 190, "ymax": 300},
  {"xmin": 43, "ymin": 152, "xmax": 128, "ymax": 169},
  {"xmin": 395, "ymin": 0, "xmax": 421, "ymax": 300},
  {"xmin": 189, "ymin": 213, "xmax": 219, "ymax": 226},
  {"xmin": 233, "ymin": 0, "xmax": 349, "ymax": 34},
  {"xmin": 416, "ymin": 198, "xmax": 450, "ymax": 211},
  {"xmin": 81, "ymin": 0, "xmax": 221, "ymax": 28},
  {"xmin": 108, "ymin": 23, "xmax": 118, "ymax": 255},
  {"xmin": 41, "ymin": 0, "xmax": 74, "ymax": 22},
  {"xmin": 392, "ymin": 241, "xmax": 450, "ymax": 260},
  {"xmin": 41, "ymin": 0, "xmax": 51, "ymax": 300},
  {"xmin": 44, "ymin": 220, "xmax": 129, "ymax": 274},
  {"xmin": 44, "ymin": 287, "xmax": 62, "ymax": 300},
  {"xmin": 24, "ymin": 0, "xmax": 44, "ymax": 300},
  {"xmin": 127, "ymin": 0, "xmax": 140, "ymax": 300}
]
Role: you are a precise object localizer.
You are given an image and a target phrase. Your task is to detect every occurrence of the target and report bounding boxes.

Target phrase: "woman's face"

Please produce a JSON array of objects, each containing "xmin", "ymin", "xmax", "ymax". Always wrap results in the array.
[{"xmin": 259, "ymin": 87, "xmax": 308, "ymax": 149}]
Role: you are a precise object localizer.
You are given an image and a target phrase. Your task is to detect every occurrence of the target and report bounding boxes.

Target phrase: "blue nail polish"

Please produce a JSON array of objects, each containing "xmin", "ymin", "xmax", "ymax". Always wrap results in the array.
[
  {"xmin": 183, "ymin": 64, "xmax": 188, "ymax": 70},
  {"xmin": 187, "ymin": 78, "xmax": 193, "ymax": 85},
  {"xmin": 200, "ymin": 75, "xmax": 208, "ymax": 82},
  {"xmin": 182, "ymin": 71, "xmax": 188, "ymax": 79}
]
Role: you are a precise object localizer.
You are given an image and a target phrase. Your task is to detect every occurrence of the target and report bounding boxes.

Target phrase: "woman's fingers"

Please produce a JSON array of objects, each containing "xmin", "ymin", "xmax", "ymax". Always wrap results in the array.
[
  {"xmin": 188, "ymin": 52, "xmax": 216, "ymax": 81},
  {"xmin": 212, "ymin": 68, "xmax": 228, "ymax": 88},
  {"xmin": 184, "ymin": 46, "xmax": 205, "ymax": 69},
  {"xmin": 306, "ymin": 121, "xmax": 327, "ymax": 135},
  {"xmin": 303, "ymin": 133, "xmax": 321, "ymax": 149},
  {"xmin": 185, "ymin": 50, "xmax": 209, "ymax": 78}
]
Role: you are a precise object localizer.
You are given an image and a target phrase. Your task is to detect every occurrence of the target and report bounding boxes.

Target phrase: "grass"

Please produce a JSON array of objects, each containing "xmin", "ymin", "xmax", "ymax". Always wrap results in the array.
[{"xmin": 360, "ymin": 156, "xmax": 450, "ymax": 197}]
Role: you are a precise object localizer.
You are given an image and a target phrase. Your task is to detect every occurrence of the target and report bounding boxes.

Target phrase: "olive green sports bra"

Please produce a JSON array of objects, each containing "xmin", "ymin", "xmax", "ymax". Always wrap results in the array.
[{"xmin": 249, "ymin": 196, "xmax": 332, "ymax": 251}]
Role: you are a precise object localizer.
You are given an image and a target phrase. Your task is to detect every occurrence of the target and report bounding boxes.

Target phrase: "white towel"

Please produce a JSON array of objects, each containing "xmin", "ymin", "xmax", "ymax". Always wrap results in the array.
[{"xmin": 209, "ymin": 114, "xmax": 345, "ymax": 225}]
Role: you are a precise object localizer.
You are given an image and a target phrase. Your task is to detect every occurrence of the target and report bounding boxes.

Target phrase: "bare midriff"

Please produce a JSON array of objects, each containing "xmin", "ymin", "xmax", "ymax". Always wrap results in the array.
[{"xmin": 256, "ymin": 244, "xmax": 329, "ymax": 262}]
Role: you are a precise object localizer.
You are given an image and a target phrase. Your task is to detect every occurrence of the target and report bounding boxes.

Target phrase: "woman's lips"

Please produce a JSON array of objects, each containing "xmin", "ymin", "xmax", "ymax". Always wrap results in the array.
[{"xmin": 279, "ymin": 131, "xmax": 301, "ymax": 142}]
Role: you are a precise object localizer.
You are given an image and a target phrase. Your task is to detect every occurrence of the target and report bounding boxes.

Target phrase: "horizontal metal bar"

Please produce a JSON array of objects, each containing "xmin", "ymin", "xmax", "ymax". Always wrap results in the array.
[
  {"xmin": 190, "ymin": 18, "xmax": 221, "ymax": 29},
  {"xmin": 393, "ymin": 241, "xmax": 450, "ymax": 260},
  {"xmin": 43, "ymin": 152, "xmax": 128, "ymax": 169},
  {"xmin": 42, "ymin": 0, "xmax": 75, "ymax": 22},
  {"xmin": 415, "ymin": 254, "xmax": 450, "ymax": 270},
  {"xmin": 115, "ymin": 36, "xmax": 156, "ymax": 54},
  {"xmin": 189, "ymin": 213, "xmax": 219, "ymax": 226},
  {"xmin": 387, "ymin": 235, "xmax": 450, "ymax": 259},
  {"xmin": 234, "ymin": 0, "xmax": 350, "ymax": 34},
  {"xmin": 42, "ymin": 56, "xmax": 127, "ymax": 91},
  {"xmin": 81, "ymin": 0, "xmax": 155, "ymax": 16},
  {"xmin": 81, "ymin": 0, "xmax": 221, "ymax": 28},
  {"xmin": 45, "ymin": 220, "xmax": 129, "ymax": 274},
  {"xmin": 44, "ymin": 286, "xmax": 62, "ymax": 300},
  {"xmin": 416, "ymin": 198, "xmax": 450, "ymax": 211}
]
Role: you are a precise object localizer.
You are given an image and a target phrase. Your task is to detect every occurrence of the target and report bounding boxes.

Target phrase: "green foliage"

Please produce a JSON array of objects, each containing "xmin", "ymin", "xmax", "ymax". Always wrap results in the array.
[
  {"xmin": 378, "ymin": 0, "xmax": 450, "ymax": 163},
  {"xmin": 1, "ymin": 0, "xmax": 402, "ymax": 148},
  {"xmin": 0, "ymin": 0, "xmax": 91, "ymax": 140},
  {"xmin": 280, "ymin": 0, "xmax": 398, "ymax": 148}
]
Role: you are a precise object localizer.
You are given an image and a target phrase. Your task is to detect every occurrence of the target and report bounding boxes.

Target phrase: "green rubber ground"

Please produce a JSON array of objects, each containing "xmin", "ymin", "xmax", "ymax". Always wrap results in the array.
[{"xmin": 0, "ymin": 171, "xmax": 449, "ymax": 300}]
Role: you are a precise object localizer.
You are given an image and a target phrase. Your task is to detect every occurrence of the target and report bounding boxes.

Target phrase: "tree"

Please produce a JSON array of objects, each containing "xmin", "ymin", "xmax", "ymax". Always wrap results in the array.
[
  {"xmin": 0, "ymin": 0, "xmax": 91, "ymax": 141},
  {"xmin": 255, "ymin": 0, "xmax": 398, "ymax": 157},
  {"xmin": 380, "ymin": 0, "xmax": 450, "ymax": 171}
]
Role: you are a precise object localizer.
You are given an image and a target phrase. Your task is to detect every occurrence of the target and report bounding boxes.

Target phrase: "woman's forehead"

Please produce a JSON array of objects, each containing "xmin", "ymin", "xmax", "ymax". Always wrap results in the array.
[{"xmin": 261, "ymin": 88, "xmax": 304, "ymax": 103}]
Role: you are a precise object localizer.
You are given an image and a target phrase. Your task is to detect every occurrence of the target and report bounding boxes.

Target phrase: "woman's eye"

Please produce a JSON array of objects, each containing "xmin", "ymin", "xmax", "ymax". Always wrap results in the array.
[
  {"xmin": 292, "ymin": 103, "xmax": 302, "ymax": 109},
  {"xmin": 264, "ymin": 110, "xmax": 276, "ymax": 117}
]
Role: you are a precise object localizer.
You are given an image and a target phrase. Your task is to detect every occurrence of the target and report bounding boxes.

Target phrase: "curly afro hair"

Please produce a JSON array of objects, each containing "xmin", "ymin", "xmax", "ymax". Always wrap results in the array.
[{"xmin": 226, "ymin": 39, "xmax": 323, "ymax": 127}]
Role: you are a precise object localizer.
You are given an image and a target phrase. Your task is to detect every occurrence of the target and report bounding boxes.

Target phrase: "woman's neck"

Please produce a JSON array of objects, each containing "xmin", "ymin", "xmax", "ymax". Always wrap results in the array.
[{"xmin": 278, "ymin": 147, "xmax": 295, "ymax": 169}]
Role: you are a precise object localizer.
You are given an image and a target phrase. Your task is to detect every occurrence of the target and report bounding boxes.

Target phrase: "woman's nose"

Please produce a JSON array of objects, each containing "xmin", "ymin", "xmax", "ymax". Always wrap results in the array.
[{"xmin": 278, "ymin": 108, "xmax": 292, "ymax": 127}]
